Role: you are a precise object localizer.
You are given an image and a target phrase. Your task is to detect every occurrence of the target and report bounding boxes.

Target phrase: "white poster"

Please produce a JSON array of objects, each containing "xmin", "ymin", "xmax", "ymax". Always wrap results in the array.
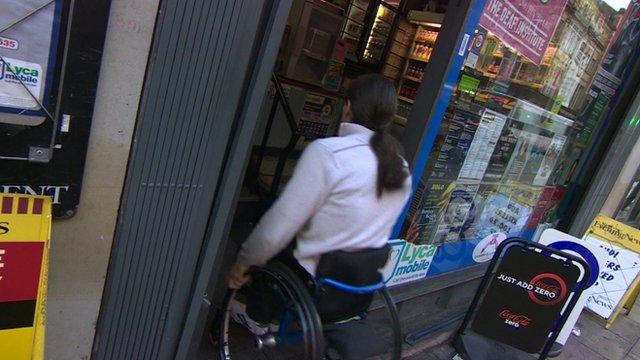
[
  {"xmin": 583, "ymin": 235, "xmax": 640, "ymax": 319},
  {"xmin": 458, "ymin": 109, "xmax": 507, "ymax": 181}
]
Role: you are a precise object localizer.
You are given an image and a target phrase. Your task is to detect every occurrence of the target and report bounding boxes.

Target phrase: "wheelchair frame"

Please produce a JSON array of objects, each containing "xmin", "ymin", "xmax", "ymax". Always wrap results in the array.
[{"xmin": 215, "ymin": 261, "xmax": 402, "ymax": 360}]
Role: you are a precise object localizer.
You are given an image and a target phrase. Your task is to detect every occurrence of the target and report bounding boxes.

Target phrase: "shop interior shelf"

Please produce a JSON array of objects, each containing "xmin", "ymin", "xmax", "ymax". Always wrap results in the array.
[
  {"xmin": 398, "ymin": 95, "xmax": 415, "ymax": 104},
  {"xmin": 404, "ymin": 74, "xmax": 423, "ymax": 82}
]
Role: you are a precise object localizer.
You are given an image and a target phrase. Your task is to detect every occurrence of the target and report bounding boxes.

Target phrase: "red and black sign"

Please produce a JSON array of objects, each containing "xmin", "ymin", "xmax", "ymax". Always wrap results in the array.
[
  {"xmin": 0, "ymin": 242, "xmax": 44, "ymax": 330},
  {"xmin": 472, "ymin": 248, "xmax": 580, "ymax": 353}
]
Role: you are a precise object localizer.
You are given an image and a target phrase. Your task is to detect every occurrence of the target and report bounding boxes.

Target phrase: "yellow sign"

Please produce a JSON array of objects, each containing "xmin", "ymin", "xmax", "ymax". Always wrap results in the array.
[
  {"xmin": 0, "ymin": 194, "xmax": 51, "ymax": 360},
  {"xmin": 583, "ymin": 215, "xmax": 640, "ymax": 328}
]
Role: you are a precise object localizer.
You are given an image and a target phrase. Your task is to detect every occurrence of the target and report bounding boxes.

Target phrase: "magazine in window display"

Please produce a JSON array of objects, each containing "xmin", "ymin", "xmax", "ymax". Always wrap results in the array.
[
  {"xmin": 431, "ymin": 182, "xmax": 480, "ymax": 245},
  {"xmin": 533, "ymin": 135, "xmax": 567, "ymax": 186},
  {"xmin": 460, "ymin": 183, "xmax": 497, "ymax": 240},
  {"xmin": 406, "ymin": 180, "xmax": 456, "ymax": 246},
  {"xmin": 518, "ymin": 132, "xmax": 553, "ymax": 185}
]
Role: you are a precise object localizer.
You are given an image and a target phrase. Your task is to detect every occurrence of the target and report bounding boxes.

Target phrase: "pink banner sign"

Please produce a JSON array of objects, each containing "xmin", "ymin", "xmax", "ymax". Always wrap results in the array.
[{"xmin": 479, "ymin": 0, "xmax": 568, "ymax": 64}]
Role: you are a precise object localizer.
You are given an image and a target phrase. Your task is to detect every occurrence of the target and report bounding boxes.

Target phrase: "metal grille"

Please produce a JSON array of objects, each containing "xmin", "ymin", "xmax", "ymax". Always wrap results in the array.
[{"xmin": 92, "ymin": 1, "xmax": 270, "ymax": 358}]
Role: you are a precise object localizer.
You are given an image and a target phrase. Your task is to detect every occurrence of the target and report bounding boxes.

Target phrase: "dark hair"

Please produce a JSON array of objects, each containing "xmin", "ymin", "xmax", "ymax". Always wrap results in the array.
[{"xmin": 346, "ymin": 74, "xmax": 409, "ymax": 197}]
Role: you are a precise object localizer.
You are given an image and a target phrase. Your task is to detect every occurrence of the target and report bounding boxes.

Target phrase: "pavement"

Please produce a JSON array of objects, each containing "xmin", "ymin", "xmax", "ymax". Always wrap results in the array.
[{"xmin": 405, "ymin": 305, "xmax": 640, "ymax": 360}]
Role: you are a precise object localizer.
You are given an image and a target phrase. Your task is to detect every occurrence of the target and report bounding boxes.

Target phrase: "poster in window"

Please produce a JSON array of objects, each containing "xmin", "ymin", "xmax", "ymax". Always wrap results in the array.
[
  {"xmin": 458, "ymin": 109, "xmax": 507, "ymax": 181},
  {"xmin": 502, "ymin": 125, "xmax": 554, "ymax": 184},
  {"xmin": 431, "ymin": 182, "xmax": 480, "ymax": 245},
  {"xmin": 483, "ymin": 120, "xmax": 520, "ymax": 182},
  {"xmin": 406, "ymin": 180, "xmax": 456, "ymax": 245},
  {"xmin": 430, "ymin": 110, "xmax": 480, "ymax": 180},
  {"xmin": 461, "ymin": 183, "xmax": 497, "ymax": 240},
  {"xmin": 533, "ymin": 135, "xmax": 566, "ymax": 186},
  {"xmin": 0, "ymin": 1, "xmax": 63, "ymax": 125},
  {"xmin": 475, "ymin": 185, "xmax": 538, "ymax": 237}
]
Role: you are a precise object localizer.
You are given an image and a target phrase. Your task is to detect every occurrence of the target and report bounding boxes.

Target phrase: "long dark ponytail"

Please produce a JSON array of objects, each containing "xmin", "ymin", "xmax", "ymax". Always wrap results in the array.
[{"xmin": 346, "ymin": 74, "xmax": 409, "ymax": 197}]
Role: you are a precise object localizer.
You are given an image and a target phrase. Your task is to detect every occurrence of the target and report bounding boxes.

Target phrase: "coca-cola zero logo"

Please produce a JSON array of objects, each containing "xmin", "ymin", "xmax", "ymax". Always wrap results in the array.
[
  {"xmin": 499, "ymin": 309, "xmax": 532, "ymax": 328},
  {"xmin": 527, "ymin": 273, "xmax": 567, "ymax": 306}
]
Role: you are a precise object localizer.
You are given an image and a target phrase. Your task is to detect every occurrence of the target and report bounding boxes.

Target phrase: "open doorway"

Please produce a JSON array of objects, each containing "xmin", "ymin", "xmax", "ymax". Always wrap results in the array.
[{"xmin": 196, "ymin": 0, "xmax": 453, "ymax": 357}]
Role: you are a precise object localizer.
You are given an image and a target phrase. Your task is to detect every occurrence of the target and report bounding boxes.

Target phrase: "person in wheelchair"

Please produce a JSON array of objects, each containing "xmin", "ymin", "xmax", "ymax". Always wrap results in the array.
[{"xmin": 226, "ymin": 74, "xmax": 411, "ymax": 358}]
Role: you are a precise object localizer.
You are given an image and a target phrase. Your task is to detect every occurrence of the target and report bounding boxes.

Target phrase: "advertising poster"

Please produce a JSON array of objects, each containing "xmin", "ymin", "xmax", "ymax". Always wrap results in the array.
[
  {"xmin": 432, "ymin": 182, "xmax": 480, "ymax": 245},
  {"xmin": 472, "ymin": 248, "xmax": 580, "ymax": 353},
  {"xmin": 464, "ymin": 26, "xmax": 488, "ymax": 69},
  {"xmin": 475, "ymin": 185, "xmax": 537, "ymax": 237},
  {"xmin": 431, "ymin": 110, "xmax": 480, "ymax": 180},
  {"xmin": 0, "ymin": 194, "xmax": 51, "ymax": 360},
  {"xmin": 458, "ymin": 109, "xmax": 507, "ymax": 181},
  {"xmin": 382, "ymin": 240, "xmax": 437, "ymax": 287},
  {"xmin": 483, "ymin": 120, "xmax": 520, "ymax": 182},
  {"xmin": 460, "ymin": 183, "xmax": 497, "ymax": 240},
  {"xmin": 406, "ymin": 180, "xmax": 456, "ymax": 245},
  {"xmin": 1, "ymin": 1, "xmax": 63, "ymax": 125},
  {"xmin": 517, "ymin": 131, "xmax": 553, "ymax": 185},
  {"xmin": 478, "ymin": 0, "xmax": 569, "ymax": 64},
  {"xmin": 532, "ymin": 135, "xmax": 566, "ymax": 186},
  {"xmin": 583, "ymin": 216, "xmax": 640, "ymax": 320},
  {"xmin": 502, "ymin": 125, "xmax": 554, "ymax": 184},
  {"xmin": 298, "ymin": 93, "xmax": 338, "ymax": 139}
]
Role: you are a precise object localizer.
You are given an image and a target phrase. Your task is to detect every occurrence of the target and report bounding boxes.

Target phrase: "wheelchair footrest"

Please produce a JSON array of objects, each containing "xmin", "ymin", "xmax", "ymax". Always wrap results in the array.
[{"xmin": 324, "ymin": 319, "xmax": 387, "ymax": 360}]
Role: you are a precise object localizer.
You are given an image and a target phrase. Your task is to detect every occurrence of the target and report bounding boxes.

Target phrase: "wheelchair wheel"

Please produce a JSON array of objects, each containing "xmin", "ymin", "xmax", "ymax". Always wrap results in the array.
[{"xmin": 216, "ymin": 262, "xmax": 325, "ymax": 360}]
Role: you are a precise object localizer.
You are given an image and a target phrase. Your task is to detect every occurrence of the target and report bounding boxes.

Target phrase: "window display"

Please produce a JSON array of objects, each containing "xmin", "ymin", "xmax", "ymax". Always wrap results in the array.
[{"xmin": 395, "ymin": 0, "xmax": 635, "ymax": 277}]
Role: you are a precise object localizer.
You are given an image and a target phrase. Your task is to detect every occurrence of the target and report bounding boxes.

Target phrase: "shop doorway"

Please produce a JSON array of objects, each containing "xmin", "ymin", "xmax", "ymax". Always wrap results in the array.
[{"xmin": 187, "ymin": 0, "xmax": 476, "ymax": 358}]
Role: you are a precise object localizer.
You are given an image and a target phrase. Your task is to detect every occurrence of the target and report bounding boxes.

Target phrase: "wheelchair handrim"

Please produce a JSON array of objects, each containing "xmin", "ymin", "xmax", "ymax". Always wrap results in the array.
[{"xmin": 218, "ymin": 266, "xmax": 323, "ymax": 359}]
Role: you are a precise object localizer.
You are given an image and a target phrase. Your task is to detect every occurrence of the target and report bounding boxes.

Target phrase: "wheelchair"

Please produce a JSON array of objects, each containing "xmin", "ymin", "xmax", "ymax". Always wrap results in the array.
[{"xmin": 214, "ymin": 245, "xmax": 402, "ymax": 359}]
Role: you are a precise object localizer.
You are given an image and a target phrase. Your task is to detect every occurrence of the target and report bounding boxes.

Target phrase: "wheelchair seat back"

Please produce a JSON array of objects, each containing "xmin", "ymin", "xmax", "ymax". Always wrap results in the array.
[{"xmin": 315, "ymin": 244, "xmax": 390, "ymax": 323}]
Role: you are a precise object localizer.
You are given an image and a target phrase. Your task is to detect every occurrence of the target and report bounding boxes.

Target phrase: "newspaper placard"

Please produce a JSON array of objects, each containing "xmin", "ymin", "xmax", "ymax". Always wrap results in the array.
[{"xmin": 583, "ymin": 215, "xmax": 640, "ymax": 323}]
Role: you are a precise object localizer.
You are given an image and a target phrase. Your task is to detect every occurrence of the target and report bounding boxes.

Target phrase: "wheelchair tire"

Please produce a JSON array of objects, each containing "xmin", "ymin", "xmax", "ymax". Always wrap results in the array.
[{"xmin": 216, "ymin": 261, "xmax": 325, "ymax": 360}]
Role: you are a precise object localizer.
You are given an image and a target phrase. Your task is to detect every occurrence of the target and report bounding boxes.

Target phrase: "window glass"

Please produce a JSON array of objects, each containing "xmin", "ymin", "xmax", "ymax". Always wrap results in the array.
[{"xmin": 398, "ymin": 0, "xmax": 638, "ymax": 276}]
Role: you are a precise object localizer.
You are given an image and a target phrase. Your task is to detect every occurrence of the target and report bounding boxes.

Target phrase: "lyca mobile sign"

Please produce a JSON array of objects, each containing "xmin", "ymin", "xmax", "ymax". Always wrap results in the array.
[{"xmin": 0, "ymin": 194, "xmax": 51, "ymax": 360}]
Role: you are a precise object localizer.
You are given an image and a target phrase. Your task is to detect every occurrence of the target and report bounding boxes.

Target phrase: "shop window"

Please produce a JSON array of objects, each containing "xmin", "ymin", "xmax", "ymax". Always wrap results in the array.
[{"xmin": 396, "ymin": 0, "xmax": 636, "ymax": 277}]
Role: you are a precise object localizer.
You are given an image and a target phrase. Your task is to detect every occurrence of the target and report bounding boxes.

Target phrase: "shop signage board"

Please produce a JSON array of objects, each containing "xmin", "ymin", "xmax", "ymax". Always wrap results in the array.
[
  {"xmin": 383, "ymin": 240, "xmax": 437, "ymax": 287},
  {"xmin": 478, "ymin": 0, "xmax": 569, "ymax": 64},
  {"xmin": 0, "ymin": 194, "xmax": 51, "ymax": 360},
  {"xmin": 539, "ymin": 229, "xmax": 608, "ymax": 345},
  {"xmin": 471, "ymin": 245, "xmax": 580, "ymax": 353},
  {"xmin": 0, "ymin": 0, "xmax": 63, "ymax": 123},
  {"xmin": 582, "ymin": 215, "xmax": 640, "ymax": 327}
]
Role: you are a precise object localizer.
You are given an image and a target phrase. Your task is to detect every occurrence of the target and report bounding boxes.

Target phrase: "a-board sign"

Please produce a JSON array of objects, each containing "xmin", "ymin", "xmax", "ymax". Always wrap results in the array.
[
  {"xmin": 539, "ymin": 228, "xmax": 608, "ymax": 346},
  {"xmin": 472, "ymin": 247, "xmax": 580, "ymax": 353},
  {"xmin": 582, "ymin": 215, "xmax": 640, "ymax": 325},
  {"xmin": 0, "ymin": 194, "xmax": 51, "ymax": 360}
]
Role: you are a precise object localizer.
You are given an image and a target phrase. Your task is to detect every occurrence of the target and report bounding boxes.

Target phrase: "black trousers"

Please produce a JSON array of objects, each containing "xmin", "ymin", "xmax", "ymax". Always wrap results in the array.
[{"xmin": 244, "ymin": 246, "xmax": 312, "ymax": 324}]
